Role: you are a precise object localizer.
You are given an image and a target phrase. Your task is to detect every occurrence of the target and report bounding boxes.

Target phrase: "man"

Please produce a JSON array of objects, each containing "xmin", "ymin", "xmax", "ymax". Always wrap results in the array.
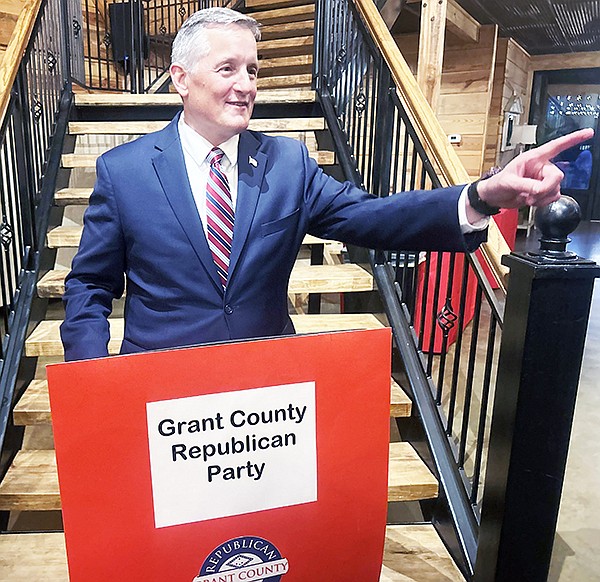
[{"xmin": 60, "ymin": 8, "xmax": 593, "ymax": 362}]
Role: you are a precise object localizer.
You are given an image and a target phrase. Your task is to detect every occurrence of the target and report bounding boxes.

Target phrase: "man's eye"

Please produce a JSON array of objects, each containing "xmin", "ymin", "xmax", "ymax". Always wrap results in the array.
[{"xmin": 248, "ymin": 68, "xmax": 258, "ymax": 78}]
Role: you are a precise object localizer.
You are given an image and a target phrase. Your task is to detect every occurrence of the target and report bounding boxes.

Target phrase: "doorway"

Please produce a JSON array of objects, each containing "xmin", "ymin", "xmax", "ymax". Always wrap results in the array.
[{"xmin": 529, "ymin": 68, "xmax": 600, "ymax": 220}]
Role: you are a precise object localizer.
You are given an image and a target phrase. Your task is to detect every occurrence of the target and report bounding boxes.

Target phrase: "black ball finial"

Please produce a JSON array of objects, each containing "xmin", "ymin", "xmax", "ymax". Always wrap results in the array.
[{"xmin": 534, "ymin": 196, "xmax": 581, "ymax": 259}]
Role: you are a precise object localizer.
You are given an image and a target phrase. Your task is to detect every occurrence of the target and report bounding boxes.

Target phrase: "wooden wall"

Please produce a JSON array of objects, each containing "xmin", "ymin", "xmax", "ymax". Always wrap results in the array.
[
  {"xmin": 394, "ymin": 25, "xmax": 498, "ymax": 179},
  {"xmin": 529, "ymin": 51, "xmax": 600, "ymax": 72},
  {"xmin": 484, "ymin": 38, "xmax": 530, "ymax": 170}
]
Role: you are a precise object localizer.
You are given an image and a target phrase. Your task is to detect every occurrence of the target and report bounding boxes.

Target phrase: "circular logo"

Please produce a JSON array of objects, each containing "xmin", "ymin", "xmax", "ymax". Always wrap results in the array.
[{"xmin": 193, "ymin": 535, "xmax": 289, "ymax": 582}]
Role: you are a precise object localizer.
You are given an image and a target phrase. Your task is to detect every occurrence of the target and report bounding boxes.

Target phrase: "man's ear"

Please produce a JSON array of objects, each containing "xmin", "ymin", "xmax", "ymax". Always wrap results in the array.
[{"xmin": 170, "ymin": 64, "xmax": 189, "ymax": 98}]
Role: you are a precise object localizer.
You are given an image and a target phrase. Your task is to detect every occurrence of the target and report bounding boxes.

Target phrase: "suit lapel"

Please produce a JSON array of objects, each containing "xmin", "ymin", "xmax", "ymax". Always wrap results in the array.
[
  {"xmin": 228, "ymin": 131, "xmax": 267, "ymax": 284},
  {"xmin": 151, "ymin": 117, "xmax": 223, "ymax": 293}
]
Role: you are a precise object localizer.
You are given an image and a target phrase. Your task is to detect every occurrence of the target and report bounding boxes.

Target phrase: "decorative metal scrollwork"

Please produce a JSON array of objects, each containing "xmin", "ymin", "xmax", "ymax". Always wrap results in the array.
[
  {"xmin": 159, "ymin": 24, "xmax": 167, "ymax": 36},
  {"xmin": 355, "ymin": 90, "xmax": 366, "ymax": 117},
  {"xmin": 436, "ymin": 299, "xmax": 457, "ymax": 334},
  {"xmin": 103, "ymin": 33, "xmax": 111, "ymax": 48},
  {"xmin": 47, "ymin": 50, "xmax": 57, "ymax": 74},
  {"xmin": 0, "ymin": 221, "xmax": 13, "ymax": 249},
  {"xmin": 73, "ymin": 18, "xmax": 81, "ymax": 39},
  {"xmin": 178, "ymin": 6, "xmax": 186, "ymax": 17},
  {"xmin": 32, "ymin": 98, "xmax": 43, "ymax": 123}
]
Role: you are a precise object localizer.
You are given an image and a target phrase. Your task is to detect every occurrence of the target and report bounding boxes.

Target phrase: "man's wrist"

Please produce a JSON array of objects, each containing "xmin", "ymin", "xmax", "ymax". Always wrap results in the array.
[
  {"xmin": 459, "ymin": 185, "xmax": 489, "ymax": 232},
  {"xmin": 467, "ymin": 180, "xmax": 501, "ymax": 216}
]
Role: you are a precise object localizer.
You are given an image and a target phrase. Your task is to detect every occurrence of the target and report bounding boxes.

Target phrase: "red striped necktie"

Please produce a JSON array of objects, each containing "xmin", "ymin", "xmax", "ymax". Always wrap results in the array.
[{"xmin": 206, "ymin": 147, "xmax": 234, "ymax": 288}]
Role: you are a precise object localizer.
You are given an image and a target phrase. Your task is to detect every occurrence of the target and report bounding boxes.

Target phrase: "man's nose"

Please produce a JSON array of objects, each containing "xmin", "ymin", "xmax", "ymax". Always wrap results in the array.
[{"xmin": 234, "ymin": 70, "xmax": 256, "ymax": 93}]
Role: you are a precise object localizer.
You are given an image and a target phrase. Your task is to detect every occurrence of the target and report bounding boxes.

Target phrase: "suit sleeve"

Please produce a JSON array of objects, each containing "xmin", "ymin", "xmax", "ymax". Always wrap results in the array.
[
  {"xmin": 60, "ymin": 156, "xmax": 126, "ymax": 361},
  {"xmin": 296, "ymin": 142, "xmax": 486, "ymax": 253}
]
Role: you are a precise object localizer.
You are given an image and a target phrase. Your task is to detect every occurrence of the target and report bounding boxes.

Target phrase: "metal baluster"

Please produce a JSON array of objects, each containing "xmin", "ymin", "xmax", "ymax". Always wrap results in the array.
[{"xmin": 470, "ymin": 315, "xmax": 499, "ymax": 506}]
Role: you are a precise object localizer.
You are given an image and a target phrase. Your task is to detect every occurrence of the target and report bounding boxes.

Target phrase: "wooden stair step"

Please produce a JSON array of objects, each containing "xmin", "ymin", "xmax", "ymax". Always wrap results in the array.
[
  {"xmin": 25, "ymin": 314, "xmax": 385, "ymax": 357},
  {"xmin": 68, "ymin": 117, "xmax": 326, "ymax": 135},
  {"xmin": 259, "ymin": 20, "xmax": 314, "ymax": 41},
  {"xmin": 381, "ymin": 524, "xmax": 466, "ymax": 581},
  {"xmin": 258, "ymin": 54, "xmax": 313, "ymax": 78},
  {"xmin": 255, "ymin": 87, "xmax": 316, "ymax": 103},
  {"xmin": 68, "ymin": 129, "xmax": 323, "ymax": 156},
  {"xmin": 0, "ymin": 524, "xmax": 463, "ymax": 581},
  {"xmin": 0, "ymin": 532, "xmax": 69, "ymax": 580},
  {"xmin": 246, "ymin": 0, "xmax": 313, "ymax": 10},
  {"xmin": 14, "ymin": 376, "xmax": 409, "ymax": 428},
  {"xmin": 60, "ymin": 118, "xmax": 336, "ymax": 202},
  {"xmin": 289, "ymin": 263, "xmax": 374, "ymax": 293},
  {"xmin": 46, "ymin": 226, "xmax": 82, "ymax": 248},
  {"xmin": 247, "ymin": 3, "xmax": 315, "ymax": 25},
  {"xmin": 61, "ymin": 143, "xmax": 333, "ymax": 170},
  {"xmin": 391, "ymin": 379, "xmax": 412, "ymax": 418},
  {"xmin": 258, "ymin": 35, "xmax": 313, "ymax": 58},
  {"xmin": 38, "ymin": 263, "xmax": 373, "ymax": 299},
  {"xmin": 388, "ymin": 442, "xmax": 438, "ymax": 502},
  {"xmin": 54, "ymin": 187, "xmax": 93, "ymax": 205},
  {"xmin": 47, "ymin": 227, "xmax": 334, "ymax": 249},
  {"xmin": 74, "ymin": 88, "xmax": 316, "ymax": 106},
  {"xmin": 0, "ymin": 443, "xmax": 434, "ymax": 511},
  {"xmin": 59, "ymin": 134, "xmax": 334, "ymax": 183},
  {"xmin": 13, "ymin": 379, "xmax": 52, "ymax": 425},
  {"xmin": 0, "ymin": 450, "xmax": 59, "ymax": 510},
  {"xmin": 258, "ymin": 73, "xmax": 312, "ymax": 90}
]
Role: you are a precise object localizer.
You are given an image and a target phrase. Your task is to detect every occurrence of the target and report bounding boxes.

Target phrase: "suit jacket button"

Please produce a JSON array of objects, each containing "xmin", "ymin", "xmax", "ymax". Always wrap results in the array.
[{"xmin": 224, "ymin": 304, "xmax": 234, "ymax": 315}]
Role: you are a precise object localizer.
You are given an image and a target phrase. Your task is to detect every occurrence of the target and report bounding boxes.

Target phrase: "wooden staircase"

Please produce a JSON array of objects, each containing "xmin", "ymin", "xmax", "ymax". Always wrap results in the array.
[{"xmin": 0, "ymin": 1, "xmax": 465, "ymax": 580}]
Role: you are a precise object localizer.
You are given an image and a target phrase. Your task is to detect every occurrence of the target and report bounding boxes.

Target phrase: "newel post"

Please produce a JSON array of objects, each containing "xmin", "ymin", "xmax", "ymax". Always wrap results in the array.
[{"xmin": 474, "ymin": 197, "xmax": 600, "ymax": 581}]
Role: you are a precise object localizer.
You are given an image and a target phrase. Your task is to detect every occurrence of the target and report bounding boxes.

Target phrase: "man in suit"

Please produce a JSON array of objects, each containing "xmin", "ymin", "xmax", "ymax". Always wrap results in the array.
[{"xmin": 60, "ymin": 8, "xmax": 592, "ymax": 362}]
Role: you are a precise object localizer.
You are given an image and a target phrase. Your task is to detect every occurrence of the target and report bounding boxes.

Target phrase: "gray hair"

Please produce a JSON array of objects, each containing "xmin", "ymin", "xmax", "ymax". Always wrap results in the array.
[{"xmin": 171, "ymin": 8, "xmax": 261, "ymax": 71}]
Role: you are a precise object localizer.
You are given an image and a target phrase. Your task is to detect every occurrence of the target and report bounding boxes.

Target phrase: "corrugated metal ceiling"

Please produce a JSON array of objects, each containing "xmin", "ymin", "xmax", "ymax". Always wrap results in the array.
[{"xmin": 454, "ymin": 0, "xmax": 600, "ymax": 54}]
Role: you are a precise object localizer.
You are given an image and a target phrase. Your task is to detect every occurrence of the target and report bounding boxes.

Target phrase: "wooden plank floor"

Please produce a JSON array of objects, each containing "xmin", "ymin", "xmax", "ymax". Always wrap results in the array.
[{"xmin": 0, "ymin": 525, "xmax": 464, "ymax": 581}]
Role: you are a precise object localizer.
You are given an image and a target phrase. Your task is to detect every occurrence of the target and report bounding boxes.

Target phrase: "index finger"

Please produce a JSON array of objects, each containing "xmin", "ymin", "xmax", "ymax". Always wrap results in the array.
[{"xmin": 534, "ymin": 128, "xmax": 594, "ymax": 161}]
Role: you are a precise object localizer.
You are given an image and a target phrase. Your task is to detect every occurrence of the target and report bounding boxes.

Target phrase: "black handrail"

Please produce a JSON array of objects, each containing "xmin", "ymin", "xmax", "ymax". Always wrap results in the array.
[
  {"xmin": 0, "ymin": 0, "xmax": 72, "ymax": 475},
  {"xmin": 314, "ymin": 0, "xmax": 504, "ymax": 574}
]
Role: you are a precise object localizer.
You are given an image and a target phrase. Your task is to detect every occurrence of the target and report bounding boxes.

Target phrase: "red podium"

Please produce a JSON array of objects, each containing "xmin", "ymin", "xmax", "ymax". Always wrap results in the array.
[{"xmin": 48, "ymin": 329, "xmax": 392, "ymax": 582}]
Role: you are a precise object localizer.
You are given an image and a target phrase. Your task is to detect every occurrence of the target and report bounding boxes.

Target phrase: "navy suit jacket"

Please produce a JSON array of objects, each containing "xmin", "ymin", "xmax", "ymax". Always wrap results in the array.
[{"xmin": 60, "ymin": 115, "xmax": 485, "ymax": 361}]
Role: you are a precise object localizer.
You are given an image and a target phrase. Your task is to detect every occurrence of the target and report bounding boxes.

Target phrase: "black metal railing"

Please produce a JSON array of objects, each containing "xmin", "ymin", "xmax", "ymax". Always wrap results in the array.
[
  {"xmin": 74, "ymin": 0, "xmax": 233, "ymax": 93},
  {"xmin": 316, "ymin": 0, "xmax": 599, "ymax": 579},
  {"xmin": 315, "ymin": 0, "xmax": 505, "ymax": 574},
  {"xmin": 0, "ymin": 0, "xmax": 72, "ymax": 472}
]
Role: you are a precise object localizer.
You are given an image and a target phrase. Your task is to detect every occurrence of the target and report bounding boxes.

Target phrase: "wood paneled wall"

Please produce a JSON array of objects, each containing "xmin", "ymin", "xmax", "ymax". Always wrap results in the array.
[
  {"xmin": 393, "ymin": 27, "xmax": 599, "ymax": 176},
  {"xmin": 395, "ymin": 25, "xmax": 498, "ymax": 179},
  {"xmin": 530, "ymin": 51, "xmax": 600, "ymax": 71},
  {"xmin": 484, "ymin": 39, "xmax": 530, "ymax": 171}
]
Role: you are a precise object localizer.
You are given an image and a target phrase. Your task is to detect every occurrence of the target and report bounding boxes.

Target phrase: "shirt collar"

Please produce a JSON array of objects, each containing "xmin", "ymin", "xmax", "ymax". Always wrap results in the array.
[{"xmin": 178, "ymin": 113, "xmax": 240, "ymax": 168}]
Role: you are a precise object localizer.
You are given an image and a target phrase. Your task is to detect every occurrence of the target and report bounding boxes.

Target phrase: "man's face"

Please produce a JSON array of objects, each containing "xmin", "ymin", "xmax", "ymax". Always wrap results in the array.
[{"xmin": 172, "ymin": 25, "xmax": 258, "ymax": 145}]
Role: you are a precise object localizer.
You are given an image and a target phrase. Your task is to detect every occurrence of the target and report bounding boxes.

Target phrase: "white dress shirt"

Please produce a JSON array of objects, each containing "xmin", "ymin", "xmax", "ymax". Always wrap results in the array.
[{"xmin": 178, "ymin": 115, "xmax": 239, "ymax": 239}]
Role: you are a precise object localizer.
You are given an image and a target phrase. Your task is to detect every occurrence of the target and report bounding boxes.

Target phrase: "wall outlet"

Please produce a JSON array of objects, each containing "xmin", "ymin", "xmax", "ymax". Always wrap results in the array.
[{"xmin": 448, "ymin": 134, "xmax": 462, "ymax": 144}]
